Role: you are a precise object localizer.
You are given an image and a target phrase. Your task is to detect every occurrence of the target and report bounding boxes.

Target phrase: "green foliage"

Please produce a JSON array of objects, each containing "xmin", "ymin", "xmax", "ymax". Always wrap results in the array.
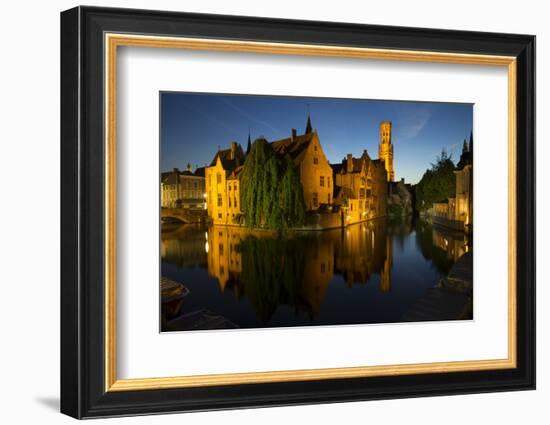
[
  {"xmin": 240, "ymin": 139, "xmax": 306, "ymax": 230},
  {"xmin": 281, "ymin": 155, "xmax": 306, "ymax": 227},
  {"xmin": 415, "ymin": 149, "xmax": 456, "ymax": 213},
  {"xmin": 387, "ymin": 204, "xmax": 404, "ymax": 220}
]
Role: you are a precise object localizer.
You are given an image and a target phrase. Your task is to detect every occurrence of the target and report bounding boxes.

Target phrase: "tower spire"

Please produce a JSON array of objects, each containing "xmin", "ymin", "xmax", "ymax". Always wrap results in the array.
[
  {"xmin": 305, "ymin": 112, "xmax": 312, "ymax": 134},
  {"xmin": 246, "ymin": 129, "xmax": 251, "ymax": 154}
]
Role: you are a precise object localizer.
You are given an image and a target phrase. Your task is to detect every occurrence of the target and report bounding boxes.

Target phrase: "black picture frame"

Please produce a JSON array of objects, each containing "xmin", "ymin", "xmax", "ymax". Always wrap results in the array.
[{"xmin": 61, "ymin": 5, "xmax": 535, "ymax": 419}]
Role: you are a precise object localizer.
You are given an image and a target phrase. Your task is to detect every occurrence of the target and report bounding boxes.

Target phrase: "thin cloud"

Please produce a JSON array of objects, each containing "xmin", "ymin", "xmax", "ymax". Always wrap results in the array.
[
  {"xmin": 179, "ymin": 102, "xmax": 240, "ymax": 135},
  {"xmin": 220, "ymin": 98, "xmax": 280, "ymax": 133},
  {"xmin": 401, "ymin": 110, "xmax": 432, "ymax": 139}
]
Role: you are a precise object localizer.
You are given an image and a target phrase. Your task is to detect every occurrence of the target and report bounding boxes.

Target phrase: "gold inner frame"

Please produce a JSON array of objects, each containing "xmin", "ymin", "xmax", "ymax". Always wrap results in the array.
[{"xmin": 104, "ymin": 33, "xmax": 517, "ymax": 392}]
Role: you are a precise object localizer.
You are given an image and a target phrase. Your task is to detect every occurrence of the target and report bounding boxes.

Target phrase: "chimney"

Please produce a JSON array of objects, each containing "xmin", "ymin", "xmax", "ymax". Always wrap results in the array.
[
  {"xmin": 291, "ymin": 128, "xmax": 297, "ymax": 141},
  {"xmin": 346, "ymin": 154, "xmax": 353, "ymax": 173},
  {"xmin": 230, "ymin": 141, "xmax": 237, "ymax": 160}
]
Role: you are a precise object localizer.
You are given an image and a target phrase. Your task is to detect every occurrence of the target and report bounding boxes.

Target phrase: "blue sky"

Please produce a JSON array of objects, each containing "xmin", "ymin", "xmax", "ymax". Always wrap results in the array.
[{"xmin": 160, "ymin": 92, "xmax": 472, "ymax": 184}]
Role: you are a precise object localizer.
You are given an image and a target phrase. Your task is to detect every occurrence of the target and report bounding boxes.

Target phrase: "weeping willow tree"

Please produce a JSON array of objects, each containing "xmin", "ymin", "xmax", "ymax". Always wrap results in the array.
[{"xmin": 240, "ymin": 138, "xmax": 306, "ymax": 230}]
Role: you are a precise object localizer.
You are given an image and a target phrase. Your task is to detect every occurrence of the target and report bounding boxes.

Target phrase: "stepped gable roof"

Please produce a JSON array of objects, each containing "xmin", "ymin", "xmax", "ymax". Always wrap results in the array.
[
  {"xmin": 270, "ymin": 132, "xmax": 314, "ymax": 164},
  {"xmin": 346, "ymin": 157, "xmax": 364, "ymax": 173},
  {"xmin": 339, "ymin": 150, "xmax": 372, "ymax": 174}
]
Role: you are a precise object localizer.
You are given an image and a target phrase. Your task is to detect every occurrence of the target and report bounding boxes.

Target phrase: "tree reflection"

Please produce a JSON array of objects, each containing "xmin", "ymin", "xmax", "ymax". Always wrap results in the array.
[
  {"xmin": 237, "ymin": 236, "xmax": 307, "ymax": 322},
  {"xmin": 414, "ymin": 219, "xmax": 468, "ymax": 274}
]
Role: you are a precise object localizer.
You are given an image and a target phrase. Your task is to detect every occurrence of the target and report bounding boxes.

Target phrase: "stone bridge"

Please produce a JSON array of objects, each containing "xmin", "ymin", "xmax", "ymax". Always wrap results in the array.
[{"xmin": 161, "ymin": 208, "xmax": 207, "ymax": 224}]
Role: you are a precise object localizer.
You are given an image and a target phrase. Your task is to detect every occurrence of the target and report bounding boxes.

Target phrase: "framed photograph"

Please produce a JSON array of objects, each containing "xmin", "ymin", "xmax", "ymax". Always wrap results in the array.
[{"xmin": 60, "ymin": 6, "xmax": 535, "ymax": 419}]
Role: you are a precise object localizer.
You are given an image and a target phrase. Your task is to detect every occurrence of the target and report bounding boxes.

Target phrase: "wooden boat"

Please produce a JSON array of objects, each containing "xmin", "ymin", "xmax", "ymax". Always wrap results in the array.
[
  {"xmin": 161, "ymin": 277, "xmax": 190, "ymax": 319},
  {"xmin": 161, "ymin": 277, "xmax": 190, "ymax": 303}
]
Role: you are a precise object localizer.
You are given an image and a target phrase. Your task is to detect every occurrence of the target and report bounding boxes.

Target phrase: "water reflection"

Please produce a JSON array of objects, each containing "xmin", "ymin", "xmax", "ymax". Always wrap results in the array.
[{"xmin": 160, "ymin": 218, "xmax": 470, "ymax": 331}]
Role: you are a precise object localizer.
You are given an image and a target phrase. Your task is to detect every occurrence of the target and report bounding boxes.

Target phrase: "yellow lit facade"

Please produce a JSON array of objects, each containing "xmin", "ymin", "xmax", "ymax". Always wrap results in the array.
[
  {"xmin": 205, "ymin": 142, "xmax": 244, "ymax": 225},
  {"xmin": 453, "ymin": 164, "xmax": 472, "ymax": 225},
  {"xmin": 378, "ymin": 121, "xmax": 395, "ymax": 182},
  {"xmin": 431, "ymin": 136, "xmax": 473, "ymax": 233},
  {"xmin": 271, "ymin": 126, "xmax": 333, "ymax": 211},
  {"xmin": 204, "ymin": 116, "xmax": 392, "ymax": 229},
  {"xmin": 333, "ymin": 151, "xmax": 388, "ymax": 225},
  {"xmin": 161, "ymin": 166, "xmax": 206, "ymax": 209}
]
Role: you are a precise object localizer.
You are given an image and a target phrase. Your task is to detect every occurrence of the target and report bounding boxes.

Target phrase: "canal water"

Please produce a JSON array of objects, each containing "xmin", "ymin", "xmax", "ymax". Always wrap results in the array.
[{"xmin": 160, "ymin": 217, "xmax": 471, "ymax": 332}]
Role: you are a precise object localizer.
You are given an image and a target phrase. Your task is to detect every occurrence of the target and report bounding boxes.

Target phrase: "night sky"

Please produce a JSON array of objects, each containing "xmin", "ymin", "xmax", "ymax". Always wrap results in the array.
[{"xmin": 160, "ymin": 92, "xmax": 472, "ymax": 184}]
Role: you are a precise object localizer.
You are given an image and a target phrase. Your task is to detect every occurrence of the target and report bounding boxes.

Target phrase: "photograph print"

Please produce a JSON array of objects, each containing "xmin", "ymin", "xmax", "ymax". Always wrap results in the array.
[{"xmin": 159, "ymin": 93, "xmax": 473, "ymax": 333}]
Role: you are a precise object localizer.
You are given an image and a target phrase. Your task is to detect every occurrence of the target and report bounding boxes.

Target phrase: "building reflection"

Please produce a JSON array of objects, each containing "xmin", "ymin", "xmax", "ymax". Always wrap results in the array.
[
  {"xmin": 199, "ymin": 220, "xmax": 393, "ymax": 321},
  {"xmin": 431, "ymin": 225, "xmax": 469, "ymax": 262},
  {"xmin": 332, "ymin": 221, "xmax": 391, "ymax": 292},
  {"xmin": 160, "ymin": 217, "xmax": 466, "ymax": 324},
  {"xmin": 160, "ymin": 224, "xmax": 207, "ymax": 268}
]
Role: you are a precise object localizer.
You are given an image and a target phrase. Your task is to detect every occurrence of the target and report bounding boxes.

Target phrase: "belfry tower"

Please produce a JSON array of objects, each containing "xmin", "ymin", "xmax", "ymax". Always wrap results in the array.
[{"xmin": 378, "ymin": 121, "xmax": 395, "ymax": 182}]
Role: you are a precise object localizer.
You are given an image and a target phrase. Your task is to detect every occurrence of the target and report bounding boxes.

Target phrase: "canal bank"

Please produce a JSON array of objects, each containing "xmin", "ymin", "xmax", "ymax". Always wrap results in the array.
[{"xmin": 402, "ymin": 252, "xmax": 473, "ymax": 322}]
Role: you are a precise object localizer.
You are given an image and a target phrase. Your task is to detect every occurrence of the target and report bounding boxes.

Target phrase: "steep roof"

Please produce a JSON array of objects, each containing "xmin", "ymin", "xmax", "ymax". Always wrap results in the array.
[
  {"xmin": 194, "ymin": 167, "xmax": 206, "ymax": 178},
  {"xmin": 161, "ymin": 172, "xmax": 180, "ymax": 185},
  {"xmin": 209, "ymin": 143, "xmax": 245, "ymax": 172},
  {"xmin": 305, "ymin": 113, "xmax": 313, "ymax": 134},
  {"xmin": 456, "ymin": 149, "xmax": 472, "ymax": 170},
  {"xmin": 330, "ymin": 163, "xmax": 344, "ymax": 174},
  {"xmin": 270, "ymin": 132, "xmax": 314, "ymax": 165}
]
